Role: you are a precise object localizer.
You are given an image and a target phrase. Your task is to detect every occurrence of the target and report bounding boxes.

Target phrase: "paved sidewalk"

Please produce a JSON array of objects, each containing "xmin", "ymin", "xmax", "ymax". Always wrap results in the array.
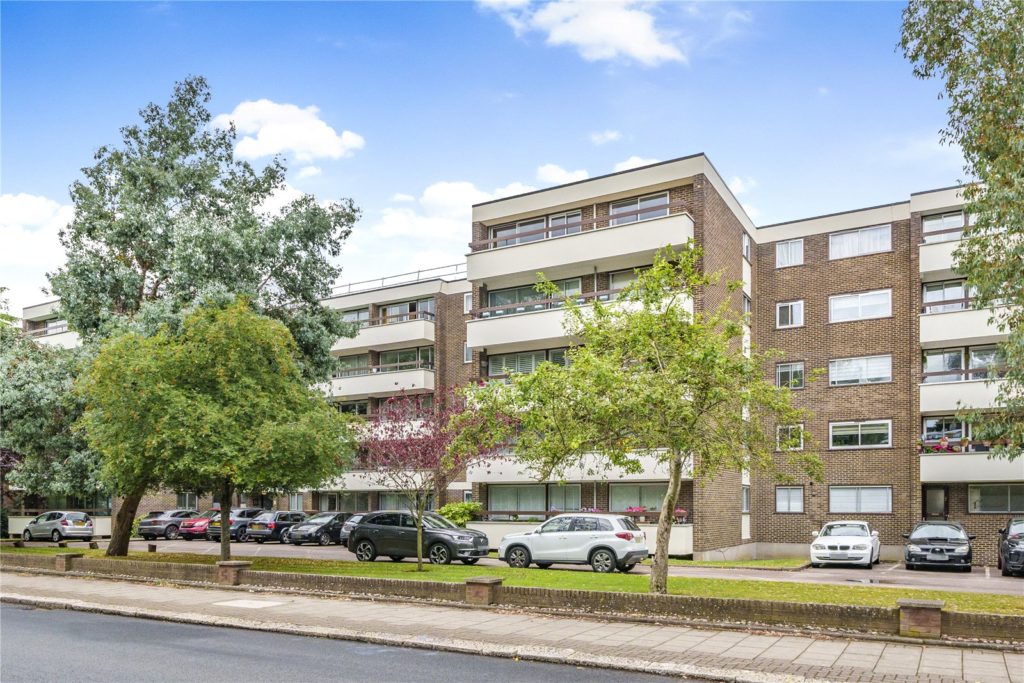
[{"xmin": 1, "ymin": 571, "xmax": 1021, "ymax": 683}]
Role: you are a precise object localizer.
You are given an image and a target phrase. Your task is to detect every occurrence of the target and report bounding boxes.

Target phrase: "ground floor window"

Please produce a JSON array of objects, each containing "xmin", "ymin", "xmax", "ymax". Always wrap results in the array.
[
  {"xmin": 288, "ymin": 493, "xmax": 304, "ymax": 510},
  {"xmin": 378, "ymin": 492, "xmax": 434, "ymax": 511},
  {"xmin": 546, "ymin": 484, "xmax": 581, "ymax": 511},
  {"xmin": 609, "ymin": 483, "xmax": 668, "ymax": 511},
  {"xmin": 489, "ymin": 484, "xmax": 545, "ymax": 518},
  {"xmin": 741, "ymin": 485, "xmax": 751, "ymax": 513},
  {"xmin": 775, "ymin": 486, "xmax": 804, "ymax": 513},
  {"xmin": 176, "ymin": 492, "xmax": 197, "ymax": 510},
  {"xmin": 829, "ymin": 486, "xmax": 892, "ymax": 513},
  {"xmin": 318, "ymin": 491, "xmax": 370, "ymax": 512},
  {"xmin": 969, "ymin": 484, "xmax": 1024, "ymax": 513}
]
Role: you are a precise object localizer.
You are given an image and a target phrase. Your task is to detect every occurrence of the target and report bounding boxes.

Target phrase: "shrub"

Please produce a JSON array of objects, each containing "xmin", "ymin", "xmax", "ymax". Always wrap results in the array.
[{"xmin": 437, "ymin": 501, "xmax": 482, "ymax": 527}]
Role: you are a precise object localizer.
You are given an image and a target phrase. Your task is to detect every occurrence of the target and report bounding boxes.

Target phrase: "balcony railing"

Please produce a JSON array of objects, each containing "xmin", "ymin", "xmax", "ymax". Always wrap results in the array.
[
  {"xmin": 475, "ymin": 509, "xmax": 687, "ymax": 524},
  {"xmin": 921, "ymin": 366, "xmax": 1008, "ymax": 383},
  {"xmin": 472, "ymin": 288, "xmax": 624, "ymax": 319},
  {"xmin": 26, "ymin": 322, "xmax": 68, "ymax": 337},
  {"xmin": 921, "ymin": 226, "xmax": 965, "ymax": 244},
  {"xmin": 918, "ymin": 438, "xmax": 1000, "ymax": 454},
  {"xmin": 920, "ymin": 297, "xmax": 975, "ymax": 314},
  {"xmin": 348, "ymin": 311, "xmax": 436, "ymax": 328},
  {"xmin": 332, "ymin": 360, "xmax": 435, "ymax": 379},
  {"xmin": 330, "ymin": 263, "xmax": 466, "ymax": 296},
  {"xmin": 470, "ymin": 201, "xmax": 691, "ymax": 251}
]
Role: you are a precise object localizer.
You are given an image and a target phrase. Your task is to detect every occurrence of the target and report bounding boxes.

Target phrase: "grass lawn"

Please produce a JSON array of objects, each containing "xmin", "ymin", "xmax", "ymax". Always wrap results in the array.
[{"xmin": 3, "ymin": 546, "xmax": 1021, "ymax": 616}]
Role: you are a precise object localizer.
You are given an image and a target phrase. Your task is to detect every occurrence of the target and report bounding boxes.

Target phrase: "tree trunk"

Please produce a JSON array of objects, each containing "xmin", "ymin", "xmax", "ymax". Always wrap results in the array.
[
  {"xmin": 219, "ymin": 480, "xmax": 233, "ymax": 562},
  {"xmin": 650, "ymin": 452, "xmax": 684, "ymax": 594},
  {"xmin": 416, "ymin": 498, "xmax": 426, "ymax": 571},
  {"xmin": 106, "ymin": 489, "xmax": 144, "ymax": 556}
]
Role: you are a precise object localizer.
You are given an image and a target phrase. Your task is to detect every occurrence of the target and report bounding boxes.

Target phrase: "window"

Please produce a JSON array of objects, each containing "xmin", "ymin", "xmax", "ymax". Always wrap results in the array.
[
  {"xmin": 775, "ymin": 239, "xmax": 804, "ymax": 268},
  {"xmin": 743, "ymin": 294, "xmax": 752, "ymax": 316},
  {"xmin": 828, "ymin": 355, "xmax": 892, "ymax": 386},
  {"xmin": 463, "ymin": 342, "xmax": 472, "ymax": 364},
  {"xmin": 969, "ymin": 345, "xmax": 1008, "ymax": 380},
  {"xmin": 463, "ymin": 490, "xmax": 474, "ymax": 504},
  {"xmin": 829, "ymin": 420, "xmax": 892, "ymax": 449},
  {"xmin": 379, "ymin": 346, "xmax": 433, "ymax": 371},
  {"xmin": 923, "ymin": 416, "xmax": 965, "ymax": 441},
  {"xmin": 337, "ymin": 491, "xmax": 368, "ymax": 512},
  {"xmin": 548, "ymin": 348, "xmax": 570, "ymax": 367},
  {"xmin": 922, "ymin": 348, "xmax": 963, "ymax": 383},
  {"xmin": 922, "ymin": 211, "xmax": 970, "ymax": 244},
  {"xmin": 379, "ymin": 492, "xmax": 433, "ymax": 511},
  {"xmin": 547, "ymin": 484, "xmax": 581, "ymax": 512},
  {"xmin": 176, "ymin": 492, "xmax": 197, "ymax": 510},
  {"xmin": 488, "ymin": 349, "xmax": 565, "ymax": 376},
  {"xmin": 776, "ymin": 424, "xmax": 805, "ymax": 451},
  {"xmin": 486, "ymin": 278, "xmax": 579, "ymax": 315},
  {"xmin": 829, "ymin": 486, "xmax": 892, "ymax": 513},
  {"xmin": 492, "ymin": 217, "xmax": 546, "ymax": 247},
  {"xmin": 969, "ymin": 484, "xmax": 1024, "ymax": 513},
  {"xmin": 334, "ymin": 354, "xmax": 370, "ymax": 378},
  {"xmin": 288, "ymin": 493, "xmax": 304, "ymax": 511},
  {"xmin": 776, "ymin": 487, "xmax": 804, "ymax": 513},
  {"xmin": 829, "ymin": 289, "xmax": 892, "ymax": 322},
  {"xmin": 776, "ymin": 300, "xmax": 804, "ymax": 328},
  {"xmin": 922, "ymin": 280, "xmax": 968, "ymax": 313},
  {"xmin": 742, "ymin": 233, "xmax": 751, "ymax": 261},
  {"xmin": 776, "ymin": 362, "xmax": 804, "ymax": 389},
  {"xmin": 548, "ymin": 210, "xmax": 582, "ymax": 238},
  {"xmin": 609, "ymin": 191, "xmax": 669, "ymax": 227},
  {"xmin": 741, "ymin": 486, "xmax": 751, "ymax": 513},
  {"xmin": 829, "ymin": 225, "xmax": 891, "ymax": 259},
  {"xmin": 609, "ymin": 483, "xmax": 669, "ymax": 511},
  {"xmin": 609, "ymin": 268, "xmax": 641, "ymax": 296},
  {"xmin": 463, "ymin": 292, "xmax": 473, "ymax": 314},
  {"xmin": 336, "ymin": 401, "xmax": 369, "ymax": 415},
  {"xmin": 489, "ymin": 485, "xmax": 545, "ymax": 519},
  {"xmin": 342, "ymin": 308, "xmax": 369, "ymax": 326}
]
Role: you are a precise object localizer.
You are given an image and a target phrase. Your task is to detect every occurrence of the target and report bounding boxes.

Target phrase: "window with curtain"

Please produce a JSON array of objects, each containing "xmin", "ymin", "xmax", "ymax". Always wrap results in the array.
[
  {"xmin": 775, "ymin": 486, "xmax": 803, "ymax": 513},
  {"xmin": 288, "ymin": 494, "xmax": 304, "ymax": 511},
  {"xmin": 829, "ymin": 486, "xmax": 891, "ymax": 513},
  {"xmin": 829, "ymin": 420, "xmax": 892, "ymax": 448},
  {"xmin": 547, "ymin": 484, "xmax": 581, "ymax": 511},
  {"xmin": 828, "ymin": 355, "xmax": 892, "ymax": 386},
  {"xmin": 969, "ymin": 484, "xmax": 1024, "ymax": 513},
  {"xmin": 488, "ymin": 350, "xmax": 547, "ymax": 376},
  {"xmin": 342, "ymin": 308, "xmax": 370, "ymax": 326},
  {"xmin": 742, "ymin": 233, "xmax": 751, "ymax": 261},
  {"xmin": 463, "ymin": 342, "xmax": 472, "ymax": 363},
  {"xmin": 463, "ymin": 292, "xmax": 472, "ymax": 314},
  {"xmin": 378, "ymin": 492, "xmax": 433, "ymax": 511},
  {"xmin": 829, "ymin": 289, "xmax": 891, "ymax": 322},
  {"xmin": 488, "ymin": 485, "xmax": 545, "ymax": 518},
  {"xmin": 335, "ymin": 354, "xmax": 370, "ymax": 378},
  {"xmin": 609, "ymin": 483, "xmax": 669, "ymax": 511},
  {"xmin": 775, "ymin": 239, "xmax": 804, "ymax": 268},
  {"xmin": 338, "ymin": 492, "xmax": 369, "ymax": 512},
  {"xmin": 829, "ymin": 225, "xmax": 891, "ymax": 259}
]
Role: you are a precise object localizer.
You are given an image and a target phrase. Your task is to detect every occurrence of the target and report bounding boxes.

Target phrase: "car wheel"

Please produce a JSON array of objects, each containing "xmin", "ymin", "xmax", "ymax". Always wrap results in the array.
[
  {"xmin": 619, "ymin": 563, "xmax": 637, "ymax": 573},
  {"xmin": 428, "ymin": 543, "xmax": 452, "ymax": 565},
  {"xmin": 865, "ymin": 561, "xmax": 873, "ymax": 570},
  {"xmin": 1002, "ymin": 565, "xmax": 1011, "ymax": 576},
  {"xmin": 506, "ymin": 545, "xmax": 530, "ymax": 569},
  {"xmin": 461, "ymin": 558, "xmax": 480, "ymax": 565},
  {"xmin": 237, "ymin": 527, "xmax": 249, "ymax": 543},
  {"xmin": 255, "ymin": 538, "xmax": 265, "ymax": 544},
  {"xmin": 22, "ymin": 529, "xmax": 32, "ymax": 541},
  {"xmin": 51, "ymin": 530, "xmax": 63, "ymax": 543},
  {"xmin": 590, "ymin": 549, "xmax": 616, "ymax": 573},
  {"xmin": 535, "ymin": 563, "xmax": 553, "ymax": 569},
  {"xmin": 83, "ymin": 536, "xmax": 93, "ymax": 543},
  {"xmin": 164, "ymin": 525, "xmax": 179, "ymax": 540},
  {"xmin": 317, "ymin": 532, "xmax": 331, "ymax": 546},
  {"xmin": 905, "ymin": 563, "xmax": 916, "ymax": 571},
  {"xmin": 354, "ymin": 539, "xmax": 377, "ymax": 562},
  {"xmin": 389, "ymin": 556, "xmax": 405, "ymax": 562}
]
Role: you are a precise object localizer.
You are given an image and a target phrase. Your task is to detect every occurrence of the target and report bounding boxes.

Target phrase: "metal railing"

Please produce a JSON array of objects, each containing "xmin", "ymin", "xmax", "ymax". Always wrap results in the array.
[
  {"xmin": 26, "ymin": 322, "xmax": 69, "ymax": 336},
  {"xmin": 472, "ymin": 288, "xmax": 625, "ymax": 319},
  {"xmin": 332, "ymin": 360, "xmax": 435, "ymax": 379},
  {"xmin": 918, "ymin": 438, "xmax": 997, "ymax": 454},
  {"xmin": 920, "ymin": 297, "xmax": 975, "ymax": 314},
  {"xmin": 348, "ymin": 311, "xmax": 436, "ymax": 328},
  {"xmin": 330, "ymin": 264, "xmax": 466, "ymax": 296},
  {"xmin": 921, "ymin": 366, "xmax": 1008, "ymax": 383}
]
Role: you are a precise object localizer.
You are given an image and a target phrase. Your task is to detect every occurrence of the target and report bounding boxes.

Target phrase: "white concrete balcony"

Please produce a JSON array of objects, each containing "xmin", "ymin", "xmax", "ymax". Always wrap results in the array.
[
  {"xmin": 467, "ymin": 305, "xmax": 570, "ymax": 354},
  {"xmin": 467, "ymin": 211, "xmax": 694, "ymax": 288},
  {"xmin": 32, "ymin": 329, "xmax": 80, "ymax": 349},
  {"xmin": 921, "ymin": 451, "xmax": 1024, "ymax": 483},
  {"xmin": 320, "ymin": 363, "xmax": 435, "ymax": 400},
  {"xmin": 332, "ymin": 314, "xmax": 435, "ymax": 355},
  {"xmin": 466, "ymin": 452, "xmax": 687, "ymax": 484},
  {"xmin": 920, "ymin": 305, "xmax": 1007, "ymax": 348},
  {"xmin": 919, "ymin": 378, "xmax": 1006, "ymax": 413},
  {"xmin": 919, "ymin": 239, "xmax": 959, "ymax": 279}
]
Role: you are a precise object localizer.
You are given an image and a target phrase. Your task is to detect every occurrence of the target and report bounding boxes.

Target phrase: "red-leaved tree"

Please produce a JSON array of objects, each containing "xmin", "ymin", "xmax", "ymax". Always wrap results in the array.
[{"xmin": 360, "ymin": 387, "xmax": 507, "ymax": 571}]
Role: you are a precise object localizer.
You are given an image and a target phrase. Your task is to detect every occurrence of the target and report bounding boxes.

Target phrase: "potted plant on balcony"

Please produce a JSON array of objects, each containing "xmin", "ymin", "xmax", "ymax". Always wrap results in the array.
[
  {"xmin": 960, "ymin": 437, "xmax": 971, "ymax": 451},
  {"xmin": 674, "ymin": 507, "xmax": 688, "ymax": 524},
  {"xmin": 625, "ymin": 505, "xmax": 646, "ymax": 523}
]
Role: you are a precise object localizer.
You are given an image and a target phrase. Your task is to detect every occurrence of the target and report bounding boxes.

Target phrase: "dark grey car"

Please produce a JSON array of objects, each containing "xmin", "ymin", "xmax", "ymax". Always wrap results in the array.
[
  {"xmin": 22, "ymin": 511, "xmax": 95, "ymax": 542},
  {"xmin": 138, "ymin": 509, "xmax": 198, "ymax": 540},
  {"xmin": 348, "ymin": 511, "xmax": 489, "ymax": 565},
  {"xmin": 248, "ymin": 511, "xmax": 307, "ymax": 543}
]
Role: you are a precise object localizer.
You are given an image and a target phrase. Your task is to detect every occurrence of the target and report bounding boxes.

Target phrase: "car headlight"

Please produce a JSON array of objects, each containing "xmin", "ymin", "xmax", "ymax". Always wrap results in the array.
[
  {"xmin": 853, "ymin": 544, "xmax": 869, "ymax": 551},
  {"xmin": 952, "ymin": 545, "xmax": 970, "ymax": 554},
  {"xmin": 907, "ymin": 544, "xmax": 922, "ymax": 552},
  {"xmin": 453, "ymin": 535, "xmax": 473, "ymax": 543},
  {"xmin": 812, "ymin": 544, "xmax": 826, "ymax": 550}
]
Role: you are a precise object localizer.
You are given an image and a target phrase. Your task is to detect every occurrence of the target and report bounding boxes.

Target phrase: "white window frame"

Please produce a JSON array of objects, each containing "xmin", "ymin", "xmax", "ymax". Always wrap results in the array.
[
  {"xmin": 742, "ymin": 233, "xmax": 751, "ymax": 261},
  {"xmin": 775, "ymin": 239, "xmax": 804, "ymax": 268},
  {"xmin": 968, "ymin": 484, "xmax": 1024, "ymax": 513},
  {"xmin": 776, "ymin": 424, "xmax": 805, "ymax": 451},
  {"xmin": 288, "ymin": 493, "xmax": 304, "ymax": 511},
  {"xmin": 463, "ymin": 342, "xmax": 472, "ymax": 364},
  {"xmin": 828, "ymin": 355, "xmax": 893, "ymax": 386},
  {"xmin": 463, "ymin": 292, "xmax": 473, "ymax": 314},
  {"xmin": 828, "ymin": 224, "xmax": 892, "ymax": 260},
  {"xmin": 776, "ymin": 362, "xmax": 805, "ymax": 389},
  {"xmin": 829, "ymin": 289, "xmax": 892, "ymax": 323},
  {"xmin": 829, "ymin": 486, "xmax": 892, "ymax": 514},
  {"xmin": 741, "ymin": 485, "xmax": 751, "ymax": 513},
  {"xmin": 776, "ymin": 300, "xmax": 804, "ymax": 329},
  {"xmin": 775, "ymin": 486, "xmax": 804, "ymax": 513},
  {"xmin": 609, "ymin": 483, "xmax": 670, "ymax": 511},
  {"xmin": 176, "ymin": 492, "xmax": 197, "ymax": 510},
  {"xmin": 829, "ymin": 420, "xmax": 893, "ymax": 450}
]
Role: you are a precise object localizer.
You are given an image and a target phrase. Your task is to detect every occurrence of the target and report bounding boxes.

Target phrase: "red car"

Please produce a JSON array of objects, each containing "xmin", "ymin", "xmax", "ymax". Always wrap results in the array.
[{"xmin": 179, "ymin": 509, "xmax": 220, "ymax": 540}]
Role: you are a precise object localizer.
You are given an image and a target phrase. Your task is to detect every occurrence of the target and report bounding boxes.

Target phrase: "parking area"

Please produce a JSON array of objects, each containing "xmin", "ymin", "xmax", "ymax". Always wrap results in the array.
[{"xmin": 29, "ymin": 537, "xmax": 1023, "ymax": 596}]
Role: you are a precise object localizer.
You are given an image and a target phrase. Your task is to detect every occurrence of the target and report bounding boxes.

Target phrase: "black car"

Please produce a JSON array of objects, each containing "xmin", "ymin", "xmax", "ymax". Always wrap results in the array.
[
  {"xmin": 289, "ymin": 512, "xmax": 353, "ymax": 546},
  {"xmin": 903, "ymin": 521, "xmax": 975, "ymax": 572},
  {"xmin": 347, "ymin": 511, "xmax": 489, "ymax": 565},
  {"xmin": 997, "ymin": 518, "xmax": 1024, "ymax": 577},
  {"xmin": 248, "ymin": 511, "xmax": 307, "ymax": 543}
]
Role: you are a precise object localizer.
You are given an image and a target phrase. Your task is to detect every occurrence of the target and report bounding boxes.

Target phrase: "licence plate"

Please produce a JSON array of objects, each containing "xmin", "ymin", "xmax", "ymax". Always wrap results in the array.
[
  {"xmin": 251, "ymin": 524, "xmax": 264, "ymax": 530},
  {"xmin": 830, "ymin": 554, "xmax": 847, "ymax": 560},
  {"xmin": 927, "ymin": 553, "xmax": 948, "ymax": 561},
  {"xmin": 74, "ymin": 521, "xmax": 85, "ymax": 527}
]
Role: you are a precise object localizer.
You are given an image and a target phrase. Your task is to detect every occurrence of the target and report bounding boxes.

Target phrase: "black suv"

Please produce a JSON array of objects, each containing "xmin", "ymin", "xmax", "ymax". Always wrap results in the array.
[
  {"xmin": 997, "ymin": 518, "xmax": 1024, "ymax": 577},
  {"xmin": 903, "ymin": 521, "xmax": 975, "ymax": 571},
  {"xmin": 247, "ymin": 511, "xmax": 307, "ymax": 544},
  {"xmin": 207, "ymin": 507, "xmax": 265, "ymax": 542},
  {"xmin": 347, "ymin": 511, "xmax": 489, "ymax": 565},
  {"xmin": 289, "ymin": 512, "xmax": 354, "ymax": 546}
]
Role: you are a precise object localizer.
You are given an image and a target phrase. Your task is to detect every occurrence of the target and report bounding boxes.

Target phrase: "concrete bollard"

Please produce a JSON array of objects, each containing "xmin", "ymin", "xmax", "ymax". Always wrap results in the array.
[
  {"xmin": 147, "ymin": 544, "xmax": 158, "ymax": 553},
  {"xmin": 216, "ymin": 561, "xmax": 252, "ymax": 586},
  {"xmin": 13, "ymin": 540, "xmax": 24, "ymax": 548},
  {"xmin": 57, "ymin": 541, "xmax": 68, "ymax": 548},
  {"xmin": 898, "ymin": 598, "xmax": 944, "ymax": 638},
  {"xmin": 54, "ymin": 553, "xmax": 84, "ymax": 572},
  {"xmin": 89, "ymin": 541, "xmax": 99, "ymax": 550},
  {"xmin": 465, "ymin": 576, "xmax": 504, "ymax": 606}
]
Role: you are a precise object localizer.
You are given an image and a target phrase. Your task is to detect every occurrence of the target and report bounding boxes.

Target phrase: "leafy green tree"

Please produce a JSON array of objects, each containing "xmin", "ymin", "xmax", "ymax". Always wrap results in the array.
[
  {"xmin": 901, "ymin": 0, "xmax": 1023, "ymax": 458},
  {"xmin": 454, "ymin": 246, "xmax": 820, "ymax": 594},
  {"xmin": 77, "ymin": 299, "xmax": 356, "ymax": 560}
]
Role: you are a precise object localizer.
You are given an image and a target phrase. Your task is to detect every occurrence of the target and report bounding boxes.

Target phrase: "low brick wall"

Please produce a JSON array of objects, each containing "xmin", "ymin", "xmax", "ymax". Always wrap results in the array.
[
  {"xmin": 0, "ymin": 554, "xmax": 56, "ymax": 570},
  {"xmin": 239, "ymin": 569, "xmax": 464, "ymax": 603},
  {"xmin": 77, "ymin": 557, "xmax": 217, "ymax": 583},
  {"xmin": 942, "ymin": 610, "xmax": 1024, "ymax": 642}
]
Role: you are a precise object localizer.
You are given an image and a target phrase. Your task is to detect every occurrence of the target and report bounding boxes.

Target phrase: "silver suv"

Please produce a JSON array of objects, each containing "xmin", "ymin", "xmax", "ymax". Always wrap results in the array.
[
  {"xmin": 22, "ymin": 511, "xmax": 95, "ymax": 542},
  {"xmin": 498, "ymin": 513, "xmax": 649, "ymax": 573}
]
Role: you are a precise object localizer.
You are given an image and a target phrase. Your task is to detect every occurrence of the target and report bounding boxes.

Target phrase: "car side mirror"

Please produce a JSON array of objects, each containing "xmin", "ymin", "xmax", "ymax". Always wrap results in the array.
[
  {"xmin": 871, "ymin": 530, "xmax": 879, "ymax": 537},
  {"xmin": 810, "ymin": 531, "xmax": 818, "ymax": 538},
  {"xmin": 999, "ymin": 528, "xmax": 1006, "ymax": 534},
  {"xmin": 902, "ymin": 533, "xmax": 910, "ymax": 539},
  {"xmin": 968, "ymin": 535, "xmax": 976, "ymax": 540}
]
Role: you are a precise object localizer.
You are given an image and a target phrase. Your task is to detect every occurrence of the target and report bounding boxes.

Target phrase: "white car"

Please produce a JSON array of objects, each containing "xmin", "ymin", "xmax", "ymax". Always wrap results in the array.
[
  {"xmin": 810, "ymin": 520, "xmax": 881, "ymax": 568},
  {"xmin": 498, "ymin": 513, "xmax": 649, "ymax": 573}
]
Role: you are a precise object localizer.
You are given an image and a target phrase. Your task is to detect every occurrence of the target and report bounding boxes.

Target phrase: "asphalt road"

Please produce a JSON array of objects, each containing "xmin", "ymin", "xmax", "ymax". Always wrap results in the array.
[
  {"xmin": 43, "ymin": 537, "xmax": 1024, "ymax": 596},
  {"xmin": 0, "ymin": 604, "xmax": 681, "ymax": 682}
]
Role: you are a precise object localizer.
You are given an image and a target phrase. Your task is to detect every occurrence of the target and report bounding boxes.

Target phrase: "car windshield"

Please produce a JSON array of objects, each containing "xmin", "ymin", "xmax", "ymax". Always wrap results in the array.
[
  {"xmin": 1008, "ymin": 520, "xmax": 1024, "ymax": 535},
  {"xmin": 910, "ymin": 524, "xmax": 968, "ymax": 541},
  {"xmin": 820, "ymin": 524, "xmax": 869, "ymax": 537},
  {"xmin": 306, "ymin": 513, "xmax": 336, "ymax": 524},
  {"xmin": 345, "ymin": 514, "xmax": 364, "ymax": 525},
  {"xmin": 254, "ymin": 512, "xmax": 274, "ymax": 522},
  {"xmin": 422, "ymin": 514, "xmax": 458, "ymax": 530},
  {"xmin": 199, "ymin": 510, "xmax": 219, "ymax": 519}
]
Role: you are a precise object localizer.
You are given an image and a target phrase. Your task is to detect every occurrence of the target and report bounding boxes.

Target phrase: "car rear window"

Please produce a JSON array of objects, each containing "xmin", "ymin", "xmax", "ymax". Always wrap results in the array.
[
  {"xmin": 618, "ymin": 517, "xmax": 641, "ymax": 531},
  {"xmin": 347, "ymin": 514, "xmax": 364, "ymax": 525},
  {"xmin": 254, "ymin": 512, "xmax": 274, "ymax": 522},
  {"xmin": 65, "ymin": 512, "xmax": 90, "ymax": 521}
]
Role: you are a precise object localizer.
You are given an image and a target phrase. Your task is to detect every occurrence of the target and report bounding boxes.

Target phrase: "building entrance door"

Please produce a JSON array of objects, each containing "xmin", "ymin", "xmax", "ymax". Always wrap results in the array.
[{"xmin": 923, "ymin": 486, "xmax": 948, "ymax": 519}]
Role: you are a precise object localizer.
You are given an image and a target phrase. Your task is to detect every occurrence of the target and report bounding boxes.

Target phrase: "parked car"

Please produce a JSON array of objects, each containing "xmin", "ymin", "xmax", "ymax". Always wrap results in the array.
[
  {"xmin": 997, "ymin": 518, "xmax": 1024, "ymax": 577},
  {"xmin": 138, "ymin": 509, "xmax": 199, "ymax": 540},
  {"xmin": 809, "ymin": 520, "xmax": 881, "ymax": 568},
  {"xmin": 289, "ymin": 512, "xmax": 354, "ymax": 546},
  {"xmin": 207, "ymin": 507, "xmax": 265, "ymax": 542},
  {"xmin": 348, "ymin": 511, "xmax": 489, "ymax": 565},
  {"xmin": 903, "ymin": 521, "xmax": 974, "ymax": 571},
  {"xmin": 179, "ymin": 510, "xmax": 220, "ymax": 540},
  {"xmin": 22, "ymin": 511, "xmax": 95, "ymax": 542},
  {"xmin": 248, "ymin": 511, "xmax": 307, "ymax": 543},
  {"xmin": 498, "ymin": 513, "xmax": 649, "ymax": 573}
]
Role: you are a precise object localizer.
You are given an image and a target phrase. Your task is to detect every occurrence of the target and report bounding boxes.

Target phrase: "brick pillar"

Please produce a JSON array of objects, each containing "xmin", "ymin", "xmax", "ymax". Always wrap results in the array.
[
  {"xmin": 465, "ymin": 576, "xmax": 503, "ymax": 605},
  {"xmin": 217, "ymin": 560, "xmax": 252, "ymax": 586},
  {"xmin": 898, "ymin": 598, "xmax": 944, "ymax": 638},
  {"xmin": 54, "ymin": 553, "xmax": 84, "ymax": 572}
]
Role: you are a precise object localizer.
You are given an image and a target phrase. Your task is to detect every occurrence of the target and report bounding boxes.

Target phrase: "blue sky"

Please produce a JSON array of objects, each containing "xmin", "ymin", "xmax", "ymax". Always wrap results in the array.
[{"xmin": 1, "ymin": 1, "xmax": 963, "ymax": 314}]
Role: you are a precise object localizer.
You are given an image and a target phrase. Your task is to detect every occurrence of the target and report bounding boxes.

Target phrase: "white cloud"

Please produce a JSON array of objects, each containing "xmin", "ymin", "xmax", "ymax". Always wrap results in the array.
[
  {"xmin": 728, "ymin": 176, "xmax": 758, "ymax": 195},
  {"xmin": 0, "ymin": 193, "xmax": 73, "ymax": 316},
  {"xmin": 613, "ymin": 155, "xmax": 659, "ymax": 172},
  {"xmin": 590, "ymin": 129, "xmax": 622, "ymax": 145},
  {"xmin": 536, "ymin": 163, "xmax": 589, "ymax": 185},
  {"xmin": 391, "ymin": 193, "xmax": 415, "ymax": 202},
  {"xmin": 481, "ymin": 0, "xmax": 685, "ymax": 67},
  {"xmin": 213, "ymin": 99, "xmax": 365, "ymax": 163},
  {"xmin": 296, "ymin": 165, "xmax": 322, "ymax": 179}
]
